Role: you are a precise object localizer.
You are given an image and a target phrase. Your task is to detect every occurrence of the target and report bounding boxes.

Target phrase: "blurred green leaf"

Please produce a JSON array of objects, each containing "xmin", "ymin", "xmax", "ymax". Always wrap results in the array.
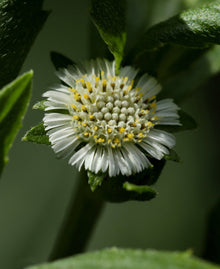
[
  {"xmin": 184, "ymin": 0, "xmax": 214, "ymax": 8},
  {"xmin": 165, "ymin": 149, "xmax": 181, "ymax": 162},
  {"xmin": 50, "ymin": 51, "xmax": 75, "ymax": 70},
  {"xmin": 160, "ymin": 45, "xmax": 220, "ymax": 103},
  {"xmin": 0, "ymin": 71, "xmax": 32, "ymax": 176},
  {"xmin": 0, "ymin": 0, "xmax": 49, "ymax": 89},
  {"xmin": 90, "ymin": 0, "xmax": 127, "ymax": 71},
  {"xmin": 157, "ymin": 110, "xmax": 197, "ymax": 133},
  {"xmin": 26, "ymin": 248, "xmax": 220, "ymax": 269},
  {"xmin": 87, "ymin": 171, "xmax": 106, "ymax": 192},
  {"xmin": 22, "ymin": 123, "xmax": 50, "ymax": 145}
]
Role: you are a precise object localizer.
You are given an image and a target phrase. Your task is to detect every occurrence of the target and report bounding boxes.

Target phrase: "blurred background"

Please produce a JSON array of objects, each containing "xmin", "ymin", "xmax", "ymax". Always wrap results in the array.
[{"xmin": 0, "ymin": 0, "xmax": 219, "ymax": 268}]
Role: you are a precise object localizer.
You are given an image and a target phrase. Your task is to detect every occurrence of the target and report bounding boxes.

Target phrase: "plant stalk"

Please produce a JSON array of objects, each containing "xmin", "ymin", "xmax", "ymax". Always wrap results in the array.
[{"xmin": 48, "ymin": 170, "xmax": 105, "ymax": 261}]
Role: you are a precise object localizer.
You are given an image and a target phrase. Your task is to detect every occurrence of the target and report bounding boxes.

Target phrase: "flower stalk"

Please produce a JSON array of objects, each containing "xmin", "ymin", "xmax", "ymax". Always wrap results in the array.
[{"xmin": 48, "ymin": 170, "xmax": 105, "ymax": 261}]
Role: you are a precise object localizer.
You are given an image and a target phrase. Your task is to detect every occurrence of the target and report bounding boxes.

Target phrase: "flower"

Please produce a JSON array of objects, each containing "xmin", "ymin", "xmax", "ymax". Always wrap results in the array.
[{"xmin": 43, "ymin": 59, "xmax": 180, "ymax": 177}]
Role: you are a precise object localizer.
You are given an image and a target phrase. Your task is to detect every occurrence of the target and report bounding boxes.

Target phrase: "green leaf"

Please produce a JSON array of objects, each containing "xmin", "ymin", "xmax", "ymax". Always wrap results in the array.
[
  {"xmin": 26, "ymin": 248, "xmax": 220, "ymax": 269},
  {"xmin": 165, "ymin": 149, "xmax": 181, "ymax": 162},
  {"xmin": 0, "ymin": 71, "xmax": 32, "ymax": 176},
  {"xmin": 50, "ymin": 51, "xmax": 75, "ymax": 70},
  {"xmin": 126, "ymin": 1, "xmax": 220, "ymax": 85},
  {"xmin": 33, "ymin": 100, "xmax": 47, "ymax": 111},
  {"xmin": 22, "ymin": 123, "xmax": 50, "ymax": 145},
  {"xmin": 123, "ymin": 181, "xmax": 157, "ymax": 195},
  {"xmin": 0, "ymin": 0, "xmax": 49, "ymax": 89},
  {"xmin": 95, "ymin": 159, "xmax": 165, "ymax": 203},
  {"xmin": 87, "ymin": 171, "xmax": 106, "ymax": 192},
  {"xmin": 131, "ymin": 1, "xmax": 220, "ymax": 57},
  {"xmin": 90, "ymin": 0, "xmax": 127, "ymax": 72},
  {"xmin": 160, "ymin": 45, "xmax": 220, "ymax": 103},
  {"xmin": 157, "ymin": 110, "xmax": 197, "ymax": 133}
]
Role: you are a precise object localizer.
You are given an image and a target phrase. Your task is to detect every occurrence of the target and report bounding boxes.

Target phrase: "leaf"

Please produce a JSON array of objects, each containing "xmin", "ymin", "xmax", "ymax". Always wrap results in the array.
[
  {"xmin": 165, "ymin": 149, "xmax": 181, "ymax": 162},
  {"xmin": 0, "ymin": 0, "xmax": 49, "ymax": 89},
  {"xmin": 123, "ymin": 181, "xmax": 157, "ymax": 196},
  {"xmin": 95, "ymin": 159, "xmax": 166, "ymax": 203},
  {"xmin": 90, "ymin": 0, "xmax": 127, "ymax": 72},
  {"xmin": 33, "ymin": 100, "xmax": 47, "ymax": 111},
  {"xmin": 157, "ymin": 110, "xmax": 197, "ymax": 133},
  {"xmin": 26, "ymin": 248, "xmax": 220, "ymax": 269},
  {"xmin": 160, "ymin": 45, "xmax": 220, "ymax": 103},
  {"xmin": 126, "ymin": 1, "xmax": 220, "ymax": 87},
  {"xmin": 87, "ymin": 171, "xmax": 106, "ymax": 192},
  {"xmin": 22, "ymin": 123, "xmax": 50, "ymax": 145},
  {"xmin": 50, "ymin": 51, "xmax": 75, "ymax": 70},
  {"xmin": 0, "ymin": 71, "xmax": 32, "ymax": 176},
  {"xmin": 131, "ymin": 1, "xmax": 220, "ymax": 58}
]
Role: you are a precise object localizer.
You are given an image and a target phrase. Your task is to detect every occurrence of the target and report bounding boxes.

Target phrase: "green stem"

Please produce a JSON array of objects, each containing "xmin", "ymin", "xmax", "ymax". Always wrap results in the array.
[{"xmin": 48, "ymin": 170, "xmax": 105, "ymax": 261}]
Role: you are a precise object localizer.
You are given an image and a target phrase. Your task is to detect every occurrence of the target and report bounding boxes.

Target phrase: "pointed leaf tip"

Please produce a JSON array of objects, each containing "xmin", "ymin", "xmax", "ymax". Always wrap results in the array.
[
  {"xmin": 87, "ymin": 171, "xmax": 106, "ymax": 192},
  {"xmin": 50, "ymin": 51, "xmax": 75, "ymax": 70},
  {"xmin": 22, "ymin": 123, "xmax": 50, "ymax": 145}
]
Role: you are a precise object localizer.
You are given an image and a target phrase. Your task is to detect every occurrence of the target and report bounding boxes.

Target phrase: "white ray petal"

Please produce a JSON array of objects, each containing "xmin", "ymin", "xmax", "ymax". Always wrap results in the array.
[
  {"xmin": 69, "ymin": 143, "xmax": 94, "ymax": 166},
  {"xmin": 114, "ymin": 148, "xmax": 131, "ymax": 176},
  {"xmin": 148, "ymin": 129, "xmax": 176, "ymax": 148},
  {"xmin": 107, "ymin": 146, "xmax": 119, "ymax": 177},
  {"xmin": 119, "ymin": 66, "xmax": 138, "ymax": 81}
]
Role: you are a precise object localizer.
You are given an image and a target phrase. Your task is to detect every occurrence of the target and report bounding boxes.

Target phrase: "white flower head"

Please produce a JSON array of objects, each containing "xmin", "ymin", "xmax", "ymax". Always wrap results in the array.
[{"xmin": 43, "ymin": 59, "xmax": 180, "ymax": 177}]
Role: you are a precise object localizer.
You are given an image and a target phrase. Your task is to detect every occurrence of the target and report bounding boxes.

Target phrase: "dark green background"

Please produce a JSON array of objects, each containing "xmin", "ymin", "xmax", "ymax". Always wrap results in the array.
[{"xmin": 0, "ymin": 1, "xmax": 219, "ymax": 268}]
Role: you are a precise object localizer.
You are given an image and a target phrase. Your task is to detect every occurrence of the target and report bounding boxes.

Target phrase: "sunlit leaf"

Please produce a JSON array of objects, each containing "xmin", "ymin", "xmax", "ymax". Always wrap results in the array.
[
  {"xmin": 123, "ymin": 181, "xmax": 157, "ymax": 196},
  {"xmin": 26, "ymin": 248, "xmax": 220, "ymax": 269}
]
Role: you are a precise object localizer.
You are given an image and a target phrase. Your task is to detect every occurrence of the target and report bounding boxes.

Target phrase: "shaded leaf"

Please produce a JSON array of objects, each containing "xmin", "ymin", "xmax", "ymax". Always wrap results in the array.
[
  {"xmin": 0, "ymin": 71, "xmax": 32, "ymax": 176},
  {"xmin": 165, "ymin": 149, "xmax": 181, "ymax": 162},
  {"xmin": 157, "ymin": 110, "xmax": 197, "ymax": 133},
  {"xmin": 160, "ymin": 45, "xmax": 220, "ymax": 103},
  {"xmin": 50, "ymin": 51, "xmax": 75, "ymax": 70},
  {"xmin": 95, "ymin": 159, "xmax": 165, "ymax": 203},
  {"xmin": 131, "ymin": 0, "xmax": 220, "ymax": 60},
  {"xmin": 26, "ymin": 248, "xmax": 220, "ymax": 269},
  {"xmin": 22, "ymin": 123, "xmax": 50, "ymax": 145},
  {"xmin": 125, "ymin": 1, "xmax": 220, "ymax": 94},
  {"xmin": 87, "ymin": 171, "xmax": 106, "ymax": 192},
  {"xmin": 90, "ymin": 0, "xmax": 127, "ymax": 71},
  {"xmin": 203, "ymin": 198, "xmax": 220, "ymax": 264},
  {"xmin": 0, "ymin": 0, "xmax": 49, "ymax": 88}
]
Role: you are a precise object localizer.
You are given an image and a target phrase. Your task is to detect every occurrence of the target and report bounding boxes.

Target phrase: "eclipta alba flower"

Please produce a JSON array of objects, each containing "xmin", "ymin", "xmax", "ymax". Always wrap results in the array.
[{"xmin": 43, "ymin": 59, "xmax": 180, "ymax": 177}]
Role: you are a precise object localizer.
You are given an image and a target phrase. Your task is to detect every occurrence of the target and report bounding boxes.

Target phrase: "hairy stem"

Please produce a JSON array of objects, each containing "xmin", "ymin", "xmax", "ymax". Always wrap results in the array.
[{"xmin": 48, "ymin": 170, "xmax": 105, "ymax": 261}]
